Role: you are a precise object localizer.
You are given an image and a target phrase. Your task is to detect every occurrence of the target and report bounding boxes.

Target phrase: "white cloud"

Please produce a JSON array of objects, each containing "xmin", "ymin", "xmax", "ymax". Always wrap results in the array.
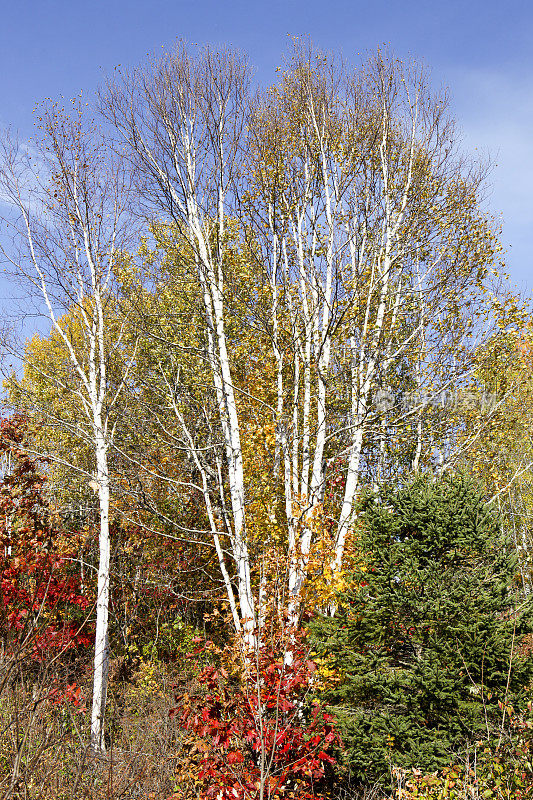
[
  {"xmin": 452, "ymin": 69, "xmax": 533, "ymax": 221},
  {"xmin": 446, "ymin": 67, "xmax": 533, "ymax": 289}
]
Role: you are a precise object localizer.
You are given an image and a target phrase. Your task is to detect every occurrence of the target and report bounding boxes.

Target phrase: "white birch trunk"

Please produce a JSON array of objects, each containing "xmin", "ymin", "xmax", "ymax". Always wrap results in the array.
[{"xmin": 91, "ymin": 429, "xmax": 111, "ymax": 752}]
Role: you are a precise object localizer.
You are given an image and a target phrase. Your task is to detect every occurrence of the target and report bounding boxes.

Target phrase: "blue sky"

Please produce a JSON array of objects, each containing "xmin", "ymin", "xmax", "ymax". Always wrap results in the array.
[{"xmin": 2, "ymin": 0, "xmax": 532, "ymax": 293}]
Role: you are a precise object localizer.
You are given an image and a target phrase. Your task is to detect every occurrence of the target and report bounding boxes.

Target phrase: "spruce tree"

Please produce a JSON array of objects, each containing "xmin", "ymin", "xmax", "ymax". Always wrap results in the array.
[{"xmin": 310, "ymin": 475, "xmax": 533, "ymax": 788}]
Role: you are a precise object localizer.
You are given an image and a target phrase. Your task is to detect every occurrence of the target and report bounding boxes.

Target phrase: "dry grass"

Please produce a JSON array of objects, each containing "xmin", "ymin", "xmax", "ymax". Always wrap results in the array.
[{"xmin": 0, "ymin": 658, "xmax": 193, "ymax": 800}]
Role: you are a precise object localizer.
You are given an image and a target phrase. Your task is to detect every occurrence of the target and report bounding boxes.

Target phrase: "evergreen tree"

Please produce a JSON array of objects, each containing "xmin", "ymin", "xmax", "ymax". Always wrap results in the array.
[{"xmin": 309, "ymin": 475, "xmax": 533, "ymax": 788}]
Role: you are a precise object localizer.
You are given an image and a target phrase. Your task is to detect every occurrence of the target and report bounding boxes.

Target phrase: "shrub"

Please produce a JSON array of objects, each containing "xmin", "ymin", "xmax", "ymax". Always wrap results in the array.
[
  {"xmin": 171, "ymin": 631, "xmax": 339, "ymax": 800},
  {"xmin": 0, "ymin": 415, "xmax": 92, "ymax": 660}
]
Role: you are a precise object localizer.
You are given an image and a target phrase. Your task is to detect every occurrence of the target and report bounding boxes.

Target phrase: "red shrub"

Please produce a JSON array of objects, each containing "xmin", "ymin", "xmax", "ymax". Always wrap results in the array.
[
  {"xmin": 0, "ymin": 415, "xmax": 92, "ymax": 659},
  {"xmin": 172, "ymin": 631, "xmax": 339, "ymax": 800}
]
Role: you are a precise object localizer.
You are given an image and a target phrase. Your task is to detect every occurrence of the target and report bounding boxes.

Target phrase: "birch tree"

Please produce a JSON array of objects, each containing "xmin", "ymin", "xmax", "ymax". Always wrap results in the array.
[
  {"xmin": 0, "ymin": 105, "xmax": 133, "ymax": 751},
  {"xmin": 100, "ymin": 46, "xmax": 258, "ymax": 643},
  {"xmin": 247, "ymin": 47, "xmax": 499, "ymax": 619},
  {"xmin": 98, "ymin": 43, "xmax": 501, "ymax": 639}
]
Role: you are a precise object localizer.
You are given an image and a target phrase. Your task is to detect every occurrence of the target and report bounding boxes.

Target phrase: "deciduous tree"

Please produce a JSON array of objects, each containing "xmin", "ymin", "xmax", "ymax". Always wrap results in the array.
[{"xmin": 0, "ymin": 105, "xmax": 135, "ymax": 751}]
